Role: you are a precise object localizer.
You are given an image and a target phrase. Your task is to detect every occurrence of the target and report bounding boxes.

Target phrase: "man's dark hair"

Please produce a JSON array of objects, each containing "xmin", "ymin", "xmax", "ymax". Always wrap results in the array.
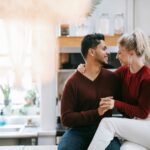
[{"xmin": 81, "ymin": 33, "xmax": 105, "ymax": 59}]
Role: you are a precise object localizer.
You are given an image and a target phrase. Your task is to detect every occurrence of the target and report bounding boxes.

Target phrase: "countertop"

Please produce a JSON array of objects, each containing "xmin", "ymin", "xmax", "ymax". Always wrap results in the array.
[
  {"xmin": 0, "ymin": 146, "xmax": 57, "ymax": 150},
  {"xmin": 0, "ymin": 126, "xmax": 38, "ymax": 138},
  {"xmin": 0, "ymin": 124, "xmax": 56, "ymax": 138}
]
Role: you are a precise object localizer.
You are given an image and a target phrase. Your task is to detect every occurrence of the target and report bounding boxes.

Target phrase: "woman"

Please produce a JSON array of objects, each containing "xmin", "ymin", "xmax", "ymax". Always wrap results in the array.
[{"xmin": 78, "ymin": 30, "xmax": 150, "ymax": 150}]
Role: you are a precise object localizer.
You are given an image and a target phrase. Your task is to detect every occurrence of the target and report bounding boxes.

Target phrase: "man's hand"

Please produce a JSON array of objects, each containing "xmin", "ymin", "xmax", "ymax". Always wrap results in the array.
[
  {"xmin": 100, "ymin": 96, "xmax": 115, "ymax": 110},
  {"xmin": 97, "ymin": 105, "xmax": 109, "ymax": 116}
]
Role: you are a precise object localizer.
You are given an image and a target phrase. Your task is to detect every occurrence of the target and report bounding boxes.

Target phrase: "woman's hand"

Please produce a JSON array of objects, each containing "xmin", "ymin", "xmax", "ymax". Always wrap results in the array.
[
  {"xmin": 100, "ymin": 96, "xmax": 115, "ymax": 109},
  {"xmin": 77, "ymin": 64, "xmax": 86, "ymax": 73},
  {"xmin": 98, "ymin": 105, "xmax": 110, "ymax": 116}
]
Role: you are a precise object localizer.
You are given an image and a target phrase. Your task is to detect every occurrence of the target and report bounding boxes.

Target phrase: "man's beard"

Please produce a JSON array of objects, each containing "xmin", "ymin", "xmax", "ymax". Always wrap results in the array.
[{"xmin": 96, "ymin": 58, "xmax": 108, "ymax": 66}]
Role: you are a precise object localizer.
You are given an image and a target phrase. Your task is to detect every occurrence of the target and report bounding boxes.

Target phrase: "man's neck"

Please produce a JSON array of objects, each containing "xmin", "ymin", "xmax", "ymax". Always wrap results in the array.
[
  {"xmin": 85, "ymin": 62, "xmax": 101, "ymax": 74},
  {"xmin": 83, "ymin": 62, "xmax": 102, "ymax": 81}
]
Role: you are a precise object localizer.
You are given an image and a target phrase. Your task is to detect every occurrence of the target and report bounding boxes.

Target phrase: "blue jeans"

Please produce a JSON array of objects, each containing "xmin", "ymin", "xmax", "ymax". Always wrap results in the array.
[{"xmin": 58, "ymin": 126, "xmax": 121, "ymax": 150}]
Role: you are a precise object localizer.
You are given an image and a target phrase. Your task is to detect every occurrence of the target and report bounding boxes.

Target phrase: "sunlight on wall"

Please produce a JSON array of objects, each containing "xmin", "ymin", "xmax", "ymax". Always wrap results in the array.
[{"xmin": 0, "ymin": 0, "xmax": 91, "ymax": 85}]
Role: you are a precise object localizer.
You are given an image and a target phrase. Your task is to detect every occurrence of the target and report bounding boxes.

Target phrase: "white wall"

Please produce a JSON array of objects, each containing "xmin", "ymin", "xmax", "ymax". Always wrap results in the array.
[
  {"xmin": 65, "ymin": 0, "xmax": 150, "ymax": 37},
  {"xmin": 94, "ymin": 0, "xmax": 126, "ymax": 14},
  {"xmin": 91, "ymin": 0, "xmax": 126, "ymax": 34},
  {"xmin": 134, "ymin": 0, "xmax": 150, "ymax": 36},
  {"xmin": 92, "ymin": 0, "xmax": 150, "ymax": 36},
  {"xmin": 61, "ymin": 0, "xmax": 133, "ymax": 36}
]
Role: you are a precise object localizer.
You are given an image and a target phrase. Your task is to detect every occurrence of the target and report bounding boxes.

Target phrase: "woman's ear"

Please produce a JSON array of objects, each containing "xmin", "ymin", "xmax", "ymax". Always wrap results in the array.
[{"xmin": 129, "ymin": 50, "xmax": 135, "ymax": 56}]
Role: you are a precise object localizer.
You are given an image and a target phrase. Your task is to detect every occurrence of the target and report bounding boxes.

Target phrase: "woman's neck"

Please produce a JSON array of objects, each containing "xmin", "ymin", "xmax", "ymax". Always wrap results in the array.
[{"xmin": 129, "ymin": 58, "xmax": 144, "ymax": 73}]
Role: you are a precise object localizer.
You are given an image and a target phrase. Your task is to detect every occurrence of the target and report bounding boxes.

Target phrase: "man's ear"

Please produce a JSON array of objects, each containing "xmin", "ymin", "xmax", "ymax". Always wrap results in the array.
[{"xmin": 89, "ymin": 48, "xmax": 94, "ymax": 56}]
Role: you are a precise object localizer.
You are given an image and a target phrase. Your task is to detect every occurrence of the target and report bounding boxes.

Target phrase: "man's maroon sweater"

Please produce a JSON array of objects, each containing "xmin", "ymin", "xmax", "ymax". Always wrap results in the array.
[{"xmin": 61, "ymin": 68, "xmax": 120, "ymax": 128}]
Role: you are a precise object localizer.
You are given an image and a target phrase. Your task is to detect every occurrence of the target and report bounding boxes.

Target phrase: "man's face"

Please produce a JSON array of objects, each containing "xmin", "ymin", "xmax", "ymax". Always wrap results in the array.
[{"xmin": 93, "ymin": 40, "xmax": 109, "ymax": 65}]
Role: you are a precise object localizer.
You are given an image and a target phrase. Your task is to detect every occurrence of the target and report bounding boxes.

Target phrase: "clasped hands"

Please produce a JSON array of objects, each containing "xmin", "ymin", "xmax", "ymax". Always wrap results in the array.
[{"xmin": 98, "ymin": 96, "xmax": 115, "ymax": 116}]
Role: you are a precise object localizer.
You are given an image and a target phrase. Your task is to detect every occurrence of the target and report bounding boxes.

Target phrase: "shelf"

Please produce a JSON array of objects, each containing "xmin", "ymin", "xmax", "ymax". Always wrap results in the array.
[
  {"xmin": 58, "ymin": 69, "xmax": 75, "ymax": 73},
  {"xmin": 58, "ymin": 35, "xmax": 121, "ymax": 47},
  {"xmin": 59, "ymin": 46, "xmax": 118, "ymax": 53},
  {"xmin": 59, "ymin": 47, "xmax": 80, "ymax": 53}
]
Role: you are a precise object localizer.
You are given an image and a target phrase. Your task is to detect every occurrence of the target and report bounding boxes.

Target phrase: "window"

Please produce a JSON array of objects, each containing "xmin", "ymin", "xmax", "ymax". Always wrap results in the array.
[{"xmin": 0, "ymin": 19, "xmax": 40, "ymax": 116}]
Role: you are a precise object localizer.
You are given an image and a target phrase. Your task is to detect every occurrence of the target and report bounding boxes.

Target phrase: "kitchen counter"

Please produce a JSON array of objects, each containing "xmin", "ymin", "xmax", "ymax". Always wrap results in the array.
[
  {"xmin": 0, "ymin": 116, "xmax": 56, "ymax": 145},
  {"xmin": 0, "ymin": 146, "xmax": 57, "ymax": 150},
  {"xmin": 0, "ymin": 127, "xmax": 56, "ymax": 138},
  {"xmin": 0, "ymin": 126, "xmax": 38, "ymax": 138},
  {"xmin": 0, "ymin": 125, "xmax": 56, "ymax": 145}
]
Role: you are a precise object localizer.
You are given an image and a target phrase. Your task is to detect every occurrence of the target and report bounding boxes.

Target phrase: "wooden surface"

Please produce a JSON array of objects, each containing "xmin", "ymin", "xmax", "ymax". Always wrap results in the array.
[{"xmin": 58, "ymin": 35, "xmax": 121, "ymax": 47}]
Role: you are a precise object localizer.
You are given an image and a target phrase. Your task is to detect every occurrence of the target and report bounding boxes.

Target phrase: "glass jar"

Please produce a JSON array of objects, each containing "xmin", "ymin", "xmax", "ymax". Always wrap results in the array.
[
  {"xmin": 76, "ymin": 17, "xmax": 90, "ymax": 36},
  {"xmin": 60, "ymin": 24, "xmax": 70, "ymax": 36},
  {"xmin": 114, "ymin": 13, "xmax": 124, "ymax": 35},
  {"xmin": 95, "ymin": 13, "xmax": 110, "ymax": 34}
]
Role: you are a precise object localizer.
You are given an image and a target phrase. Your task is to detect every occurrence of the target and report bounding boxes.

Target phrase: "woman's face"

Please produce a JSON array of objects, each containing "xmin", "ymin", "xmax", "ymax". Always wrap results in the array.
[{"xmin": 116, "ymin": 45, "xmax": 130, "ymax": 66}]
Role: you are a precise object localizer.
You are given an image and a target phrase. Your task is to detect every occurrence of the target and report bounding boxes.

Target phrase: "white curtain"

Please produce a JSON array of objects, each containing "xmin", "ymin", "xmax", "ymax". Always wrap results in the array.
[
  {"xmin": 0, "ymin": 19, "xmax": 58, "ymax": 88},
  {"xmin": 0, "ymin": 19, "xmax": 32, "ymax": 87}
]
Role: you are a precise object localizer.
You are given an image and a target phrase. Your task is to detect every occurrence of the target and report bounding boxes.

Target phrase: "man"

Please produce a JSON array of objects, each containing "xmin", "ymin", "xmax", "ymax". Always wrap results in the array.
[{"xmin": 58, "ymin": 33, "xmax": 121, "ymax": 150}]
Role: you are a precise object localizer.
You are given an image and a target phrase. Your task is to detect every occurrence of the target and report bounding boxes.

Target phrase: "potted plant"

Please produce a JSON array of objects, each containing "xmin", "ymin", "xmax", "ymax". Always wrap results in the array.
[
  {"xmin": 0, "ymin": 84, "xmax": 11, "ymax": 107},
  {"xmin": 20, "ymin": 88, "xmax": 39, "ymax": 115},
  {"xmin": 24, "ymin": 88, "xmax": 38, "ymax": 106}
]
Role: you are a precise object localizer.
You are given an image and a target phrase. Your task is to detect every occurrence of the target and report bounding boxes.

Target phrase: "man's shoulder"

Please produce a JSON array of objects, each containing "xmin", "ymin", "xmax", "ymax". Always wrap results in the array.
[
  {"xmin": 101, "ymin": 68, "xmax": 119, "ymax": 81},
  {"xmin": 102, "ymin": 68, "xmax": 116, "ymax": 76},
  {"xmin": 65, "ymin": 71, "xmax": 81, "ymax": 85}
]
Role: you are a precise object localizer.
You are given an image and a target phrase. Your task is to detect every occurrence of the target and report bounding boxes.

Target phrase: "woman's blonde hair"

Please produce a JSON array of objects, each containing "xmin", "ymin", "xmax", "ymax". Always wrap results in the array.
[{"xmin": 119, "ymin": 29, "xmax": 150, "ymax": 65}]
